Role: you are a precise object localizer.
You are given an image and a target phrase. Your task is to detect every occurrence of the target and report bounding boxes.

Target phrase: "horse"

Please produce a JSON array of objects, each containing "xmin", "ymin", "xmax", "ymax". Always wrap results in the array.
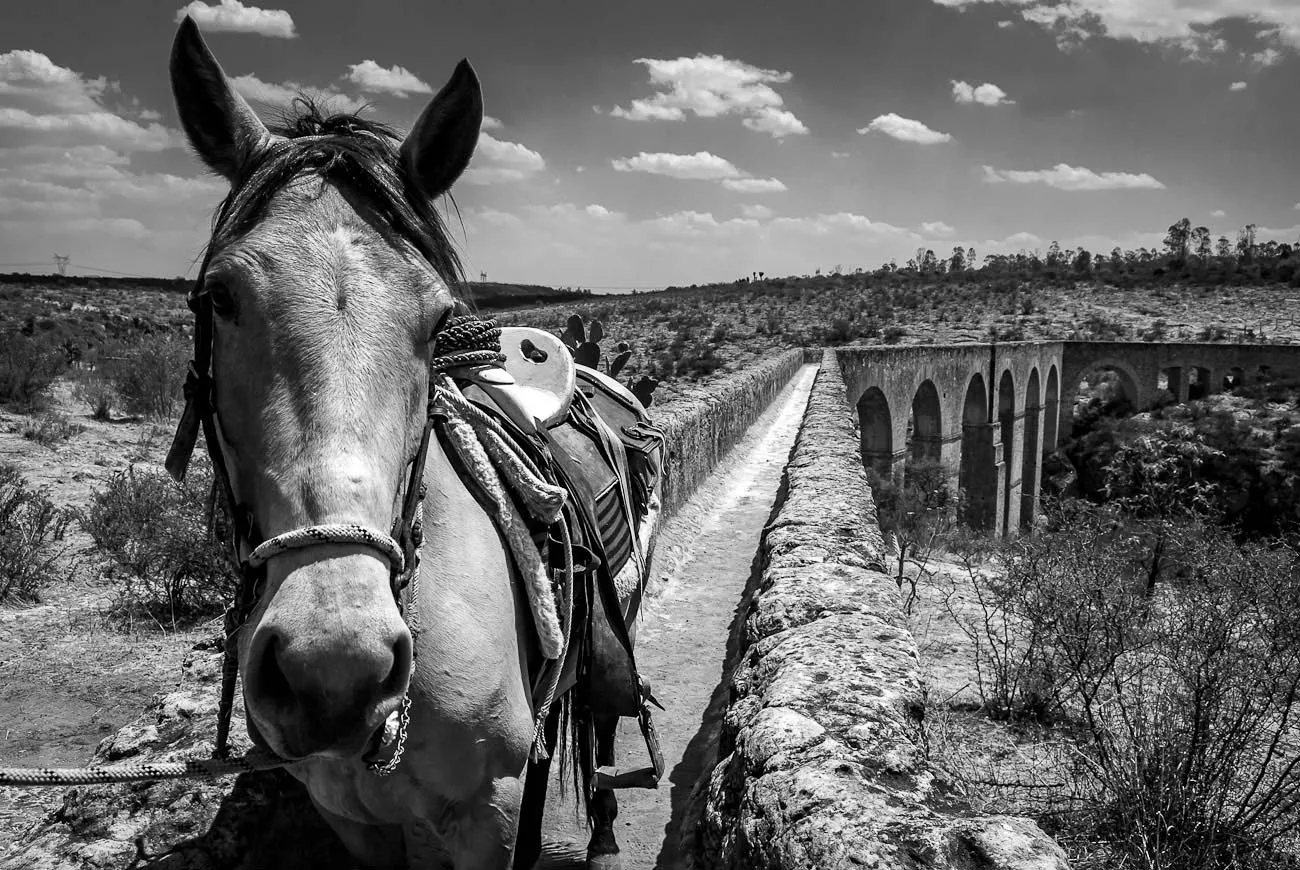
[{"xmin": 167, "ymin": 16, "xmax": 652, "ymax": 869}]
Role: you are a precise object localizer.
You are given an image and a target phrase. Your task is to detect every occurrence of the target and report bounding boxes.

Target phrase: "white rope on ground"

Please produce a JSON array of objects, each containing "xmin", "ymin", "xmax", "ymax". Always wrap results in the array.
[{"xmin": 0, "ymin": 748, "xmax": 290, "ymax": 786}]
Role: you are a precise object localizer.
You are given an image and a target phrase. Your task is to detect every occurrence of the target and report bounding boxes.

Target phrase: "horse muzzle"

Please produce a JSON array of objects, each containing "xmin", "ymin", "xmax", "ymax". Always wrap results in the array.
[{"xmin": 240, "ymin": 550, "xmax": 413, "ymax": 760}]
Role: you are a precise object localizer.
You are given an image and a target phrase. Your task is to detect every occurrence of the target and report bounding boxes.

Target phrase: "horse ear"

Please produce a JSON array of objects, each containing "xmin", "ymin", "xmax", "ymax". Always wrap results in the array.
[
  {"xmin": 170, "ymin": 15, "xmax": 270, "ymax": 180},
  {"xmin": 399, "ymin": 59, "xmax": 483, "ymax": 199}
]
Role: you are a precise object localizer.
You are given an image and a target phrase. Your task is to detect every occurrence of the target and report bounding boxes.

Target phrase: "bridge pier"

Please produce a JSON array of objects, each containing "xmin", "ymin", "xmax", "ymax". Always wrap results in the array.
[
  {"xmin": 959, "ymin": 421, "xmax": 1001, "ymax": 531},
  {"xmin": 1020, "ymin": 402, "xmax": 1043, "ymax": 530}
]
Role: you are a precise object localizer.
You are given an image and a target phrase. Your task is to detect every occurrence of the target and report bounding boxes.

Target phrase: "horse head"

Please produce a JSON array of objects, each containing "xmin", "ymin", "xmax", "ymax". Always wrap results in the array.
[{"xmin": 169, "ymin": 16, "xmax": 482, "ymax": 761}]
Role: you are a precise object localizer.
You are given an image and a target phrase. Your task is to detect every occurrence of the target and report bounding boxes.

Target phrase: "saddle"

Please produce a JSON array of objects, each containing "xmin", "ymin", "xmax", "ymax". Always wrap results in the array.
[{"xmin": 460, "ymin": 327, "xmax": 667, "ymax": 786}]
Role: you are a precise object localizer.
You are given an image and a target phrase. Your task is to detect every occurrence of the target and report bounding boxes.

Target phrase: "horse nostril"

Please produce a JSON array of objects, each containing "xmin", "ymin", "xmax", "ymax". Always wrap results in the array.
[
  {"xmin": 255, "ymin": 634, "xmax": 293, "ymax": 707},
  {"xmin": 381, "ymin": 631, "xmax": 413, "ymax": 698}
]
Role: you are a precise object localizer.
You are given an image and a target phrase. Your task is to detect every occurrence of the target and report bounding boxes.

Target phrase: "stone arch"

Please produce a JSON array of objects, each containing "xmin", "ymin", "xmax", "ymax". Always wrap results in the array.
[
  {"xmin": 857, "ymin": 386, "xmax": 894, "ymax": 480},
  {"xmin": 1021, "ymin": 368, "xmax": 1041, "ymax": 530},
  {"xmin": 959, "ymin": 373, "xmax": 995, "ymax": 530},
  {"xmin": 998, "ymin": 370, "xmax": 1016, "ymax": 535},
  {"xmin": 1043, "ymin": 365, "xmax": 1059, "ymax": 454},
  {"xmin": 908, "ymin": 380, "xmax": 943, "ymax": 466},
  {"xmin": 1070, "ymin": 358, "xmax": 1141, "ymax": 437},
  {"xmin": 1188, "ymin": 366, "xmax": 1213, "ymax": 400}
]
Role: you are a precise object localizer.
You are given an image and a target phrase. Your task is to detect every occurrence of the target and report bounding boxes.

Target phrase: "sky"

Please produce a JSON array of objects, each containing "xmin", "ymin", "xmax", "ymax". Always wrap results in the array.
[{"xmin": 2, "ymin": 0, "xmax": 1299, "ymax": 289}]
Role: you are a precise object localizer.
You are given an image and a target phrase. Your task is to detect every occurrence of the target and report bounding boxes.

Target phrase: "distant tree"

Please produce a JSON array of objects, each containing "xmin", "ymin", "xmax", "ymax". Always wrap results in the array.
[
  {"xmin": 1109, "ymin": 247, "xmax": 1124, "ymax": 272},
  {"xmin": 1237, "ymin": 223, "xmax": 1257, "ymax": 264},
  {"xmin": 921, "ymin": 249, "xmax": 938, "ymax": 272},
  {"xmin": 1163, "ymin": 217, "xmax": 1192, "ymax": 266},
  {"xmin": 949, "ymin": 246, "xmax": 966, "ymax": 273},
  {"xmin": 1046, "ymin": 240, "xmax": 1063, "ymax": 269},
  {"xmin": 966, "ymin": 247, "xmax": 976, "ymax": 270},
  {"xmin": 1216, "ymin": 235, "xmax": 1233, "ymax": 259},
  {"xmin": 1191, "ymin": 226, "xmax": 1212, "ymax": 264},
  {"xmin": 1073, "ymin": 247, "xmax": 1092, "ymax": 275}
]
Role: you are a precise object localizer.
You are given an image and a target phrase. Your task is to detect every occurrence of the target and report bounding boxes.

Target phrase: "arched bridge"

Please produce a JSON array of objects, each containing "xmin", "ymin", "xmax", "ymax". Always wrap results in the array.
[{"xmin": 839, "ymin": 341, "xmax": 1300, "ymax": 535}]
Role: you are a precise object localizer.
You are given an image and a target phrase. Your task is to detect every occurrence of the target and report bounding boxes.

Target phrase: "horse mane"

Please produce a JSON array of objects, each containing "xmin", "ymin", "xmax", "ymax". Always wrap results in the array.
[{"xmin": 210, "ymin": 96, "xmax": 467, "ymax": 297}]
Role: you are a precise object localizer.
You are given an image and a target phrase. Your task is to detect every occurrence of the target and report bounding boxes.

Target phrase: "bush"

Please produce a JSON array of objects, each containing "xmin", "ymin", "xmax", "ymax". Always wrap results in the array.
[
  {"xmin": 22, "ymin": 411, "xmax": 85, "ymax": 447},
  {"xmin": 0, "ymin": 463, "xmax": 72, "ymax": 602},
  {"xmin": 951, "ymin": 506, "xmax": 1300, "ymax": 869},
  {"xmin": 77, "ymin": 457, "xmax": 237, "ymax": 626},
  {"xmin": 72, "ymin": 368, "xmax": 116, "ymax": 420},
  {"xmin": 0, "ymin": 333, "xmax": 68, "ymax": 411},
  {"xmin": 101, "ymin": 332, "xmax": 190, "ymax": 419}
]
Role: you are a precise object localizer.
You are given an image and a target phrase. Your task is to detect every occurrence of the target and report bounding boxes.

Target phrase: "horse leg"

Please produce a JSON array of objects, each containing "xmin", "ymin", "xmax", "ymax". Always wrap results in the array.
[
  {"xmin": 513, "ymin": 710, "xmax": 559, "ymax": 870},
  {"xmin": 586, "ymin": 713, "xmax": 622, "ymax": 870},
  {"xmin": 439, "ymin": 776, "xmax": 527, "ymax": 870}
]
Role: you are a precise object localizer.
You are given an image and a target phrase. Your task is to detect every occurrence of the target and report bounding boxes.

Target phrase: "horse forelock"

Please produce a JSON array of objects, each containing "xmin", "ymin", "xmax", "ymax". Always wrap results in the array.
[{"xmin": 206, "ymin": 99, "xmax": 466, "ymax": 298}]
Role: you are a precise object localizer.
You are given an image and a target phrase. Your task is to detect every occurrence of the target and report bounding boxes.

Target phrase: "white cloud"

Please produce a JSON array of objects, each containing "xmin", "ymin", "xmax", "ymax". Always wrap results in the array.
[
  {"xmin": 981, "ymin": 162, "xmax": 1166, "ymax": 191},
  {"xmin": 0, "ymin": 50, "xmax": 178, "ymax": 152},
  {"xmin": 462, "ymin": 132, "xmax": 546, "ymax": 185},
  {"xmin": 174, "ymin": 0, "xmax": 296, "ymax": 38},
  {"xmin": 611, "ymin": 151, "xmax": 742, "ymax": 180},
  {"xmin": 1229, "ymin": 81, "xmax": 1248, "ymax": 91},
  {"xmin": 344, "ymin": 60, "xmax": 432, "ymax": 98},
  {"xmin": 608, "ymin": 54, "xmax": 809, "ymax": 139},
  {"xmin": 859, "ymin": 113, "xmax": 952, "ymax": 144},
  {"xmin": 1259, "ymin": 224, "xmax": 1300, "ymax": 243},
  {"xmin": 231, "ymin": 73, "xmax": 365, "ymax": 113},
  {"xmin": 721, "ymin": 177, "xmax": 788, "ymax": 193},
  {"xmin": 741, "ymin": 204, "xmax": 774, "ymax": 219},
  {"xmin": 997, "ymin": 19, "xmax": 1015, "ymax": 28},
  {"xmin": 1211, "ymin": 209, "xmax": 1227, "ymax": 217},
  {"xmin": 611, "ymin": 151, "xmax": 786, "ymax": 193},
  {"xmin": 459, "ymin": 205, "xmax": 923, "ymax": 287},
  {"xmin": 930, "ymin": 0, "xmax": 1300, "ymax": 56},
  {"xmin": 481, "ymin": 115, "xmax": 503, "ymax": 130},
  {"xmin": 741, "ymin": 107, "xmax": 809, "ymax": 138},
  {"xmin": 1294, "ymin": 202, "xmax": 1300, "ymax": 211},
  {"xmin": 1253, "ymin": 47, "xmax": 1284, "ymax": 66},
  {"xmin": 952, "ymin": 80, "xmax": 1014, "ymax": 105},
  {"xmin": 830, "ymin": 150, "xmax": 850, "ymax": 158},
  {"xmin": 921, "ymin": 220, "xmax": 956, "ymax": 236}
]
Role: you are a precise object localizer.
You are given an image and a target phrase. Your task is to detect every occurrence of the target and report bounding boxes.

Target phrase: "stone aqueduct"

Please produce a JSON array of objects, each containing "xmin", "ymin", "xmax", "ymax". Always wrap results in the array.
[{"xmin": 843, "ymin": 341, "xmax": 1300, "ymax": 535}]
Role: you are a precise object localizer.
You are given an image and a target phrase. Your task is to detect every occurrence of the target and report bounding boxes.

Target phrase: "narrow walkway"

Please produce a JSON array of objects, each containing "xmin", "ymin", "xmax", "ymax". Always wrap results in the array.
[{"xmin": 541, "ymin": 363, "xmax": 819, "ymax": 869}]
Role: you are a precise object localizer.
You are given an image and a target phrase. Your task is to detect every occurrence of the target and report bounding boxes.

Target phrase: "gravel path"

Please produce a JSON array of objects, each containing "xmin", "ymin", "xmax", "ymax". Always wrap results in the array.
[{"xmin": 539, "ymin": 363, "xmax": 818, "ymax": 869}]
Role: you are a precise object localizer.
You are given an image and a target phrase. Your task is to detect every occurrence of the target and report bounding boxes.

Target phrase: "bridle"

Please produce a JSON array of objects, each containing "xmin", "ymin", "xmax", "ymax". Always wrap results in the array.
[{"xmin": 164, "ymin": 195, "xmax": 503, "ymax": 775}]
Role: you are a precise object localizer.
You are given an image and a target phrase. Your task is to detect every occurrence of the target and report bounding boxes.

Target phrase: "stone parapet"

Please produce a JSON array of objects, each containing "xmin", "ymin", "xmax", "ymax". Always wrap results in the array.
[{"xmin": 698, "ymin": 348, "xmax": 1068, "ymax": 870}]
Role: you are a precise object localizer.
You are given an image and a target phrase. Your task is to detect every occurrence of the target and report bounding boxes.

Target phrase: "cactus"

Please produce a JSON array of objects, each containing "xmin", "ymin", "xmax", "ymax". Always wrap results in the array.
[{"xmin": 558, "ymin": 312, "xmax": 656, "ymax": 405}]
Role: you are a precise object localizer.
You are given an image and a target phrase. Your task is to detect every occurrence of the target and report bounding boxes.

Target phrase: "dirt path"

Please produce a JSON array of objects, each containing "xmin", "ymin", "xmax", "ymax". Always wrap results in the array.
[{"xmin": 539, "ymin": 363, "xmax": 818, "ymax": 869}]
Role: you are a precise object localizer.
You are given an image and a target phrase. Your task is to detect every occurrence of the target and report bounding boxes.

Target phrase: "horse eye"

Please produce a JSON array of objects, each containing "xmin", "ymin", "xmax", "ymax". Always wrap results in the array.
[{"xmin": 207, "ymin": 281, "xmax": 238, "ymax": 319}]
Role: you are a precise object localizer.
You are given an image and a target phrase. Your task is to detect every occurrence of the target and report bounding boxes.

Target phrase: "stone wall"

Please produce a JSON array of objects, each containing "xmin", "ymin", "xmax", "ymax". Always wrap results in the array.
[
  {"xmin": 654, "ymin": 348, "xmax": 804, "ymax": 517},
  {"xmin": 1, "ymin": 354, "xmax": 806, "ymax": 870},
  {"xmin": 698, "ymin": 349, "xmax": 1068, "ymax": 870}
]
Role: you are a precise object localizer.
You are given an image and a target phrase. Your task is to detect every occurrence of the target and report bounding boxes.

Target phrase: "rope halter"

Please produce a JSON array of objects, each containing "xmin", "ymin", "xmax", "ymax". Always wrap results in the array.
[{"xmin": 246, "ymin": 524, "xmax": 406, "ymax": 573}]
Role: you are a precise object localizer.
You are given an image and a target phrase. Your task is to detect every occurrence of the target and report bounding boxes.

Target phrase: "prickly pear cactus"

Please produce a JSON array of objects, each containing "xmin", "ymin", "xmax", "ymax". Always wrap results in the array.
[{"xmin": 558, "ymin": 312, "xmax": 656, "ymax": 406}]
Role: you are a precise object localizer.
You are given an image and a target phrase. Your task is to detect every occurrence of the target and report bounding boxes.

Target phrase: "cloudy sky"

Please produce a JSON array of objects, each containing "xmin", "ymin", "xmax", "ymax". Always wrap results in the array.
[{"xmin": 2, "ymin": 0, "xmax": 1299, "ymax": 288}]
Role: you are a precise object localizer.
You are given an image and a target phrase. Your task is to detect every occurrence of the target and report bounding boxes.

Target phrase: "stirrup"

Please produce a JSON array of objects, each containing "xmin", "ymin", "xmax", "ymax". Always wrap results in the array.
[{"xmin": 590, "ymin": 678, "xmax": 666, "ymax": 791}]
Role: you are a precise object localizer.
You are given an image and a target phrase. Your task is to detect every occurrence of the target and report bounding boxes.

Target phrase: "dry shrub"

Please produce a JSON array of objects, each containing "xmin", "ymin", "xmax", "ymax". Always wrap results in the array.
[
  {"xmin": 0, "ymin": 333, "xmax": 68, "ymax": 411},
  {"xmin": 22, "ymin": 411, "xmax": 86, "ymax": 447},
  {"xmin": 72, "ymin": 367, "xmax": 116, "ymax": 420},
  {"xmin": 76, "ymin": 456, "xmax": 237, "ymax": 627},
  {"xmin": 946, "ymin": 506, "xmax": 1300, "ymax": 869},
  {"xmin": 100, "ymin": 332, "xmax": 190, "ymax": 419},
  {"xmin": 0, "ymin": 463, "xmax": 72, "ymax": 603}
]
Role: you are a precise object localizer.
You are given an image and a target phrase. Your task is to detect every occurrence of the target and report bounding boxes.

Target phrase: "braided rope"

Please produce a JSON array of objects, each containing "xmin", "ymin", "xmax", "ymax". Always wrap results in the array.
[
  {"xmin": 431, "ymin": 314, "xmax": 505, "ymax": 373},
  {"xmin": 247, "ymin": 524, "xmax": 404, "ymax": 572},
  {"xmin": 0, "ymin": 749, "xmax": 289, "ymax": 786}
]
